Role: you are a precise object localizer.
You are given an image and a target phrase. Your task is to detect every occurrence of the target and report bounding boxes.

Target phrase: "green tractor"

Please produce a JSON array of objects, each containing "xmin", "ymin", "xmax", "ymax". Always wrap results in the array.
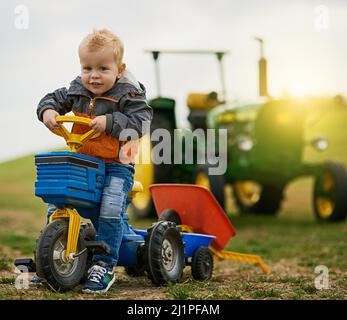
[
  {"xmin": 131, "ymin": 49, "xmax": 227, "ymax": 218},
  {"xmin": 131, "ymin": 41, "xmax": 347, "ymax": 223}
]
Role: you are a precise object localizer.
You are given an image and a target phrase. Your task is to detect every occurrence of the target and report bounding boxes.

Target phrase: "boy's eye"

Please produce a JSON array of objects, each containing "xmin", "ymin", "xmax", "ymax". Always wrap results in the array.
[
  {"xmin": 83, "ymin": 67, "xmax": 91, "ymax": 71},
  {"xmin": 100, "ymin": 66, "xmax": 109, "ymax": 71}
]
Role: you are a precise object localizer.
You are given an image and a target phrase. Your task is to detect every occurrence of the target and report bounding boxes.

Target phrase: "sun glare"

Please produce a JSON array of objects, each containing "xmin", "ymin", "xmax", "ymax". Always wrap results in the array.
[{"xmin": 284, "ymin": 81, "xmax": 319, "ymax": 98}]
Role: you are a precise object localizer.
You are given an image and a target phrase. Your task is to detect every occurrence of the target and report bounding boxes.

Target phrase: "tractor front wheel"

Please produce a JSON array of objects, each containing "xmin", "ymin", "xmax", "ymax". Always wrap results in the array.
[
  {"xmin": 233, "ymin": 181, "xmax": 284, "ymax": 215},
  {"xmin": 313, "ymin": 162, "xmax": 347, "ymax": 222}
]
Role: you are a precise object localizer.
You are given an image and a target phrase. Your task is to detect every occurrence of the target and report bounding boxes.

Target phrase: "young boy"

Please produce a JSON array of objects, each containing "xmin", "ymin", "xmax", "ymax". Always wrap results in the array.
[{"xmin": 36, "ymin": 28, "xmax": 153, "ymax": 293}]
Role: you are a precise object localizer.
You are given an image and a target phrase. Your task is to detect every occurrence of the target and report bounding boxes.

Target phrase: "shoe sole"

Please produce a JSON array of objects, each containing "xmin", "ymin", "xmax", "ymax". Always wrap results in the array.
[{"xmin": 82, "ymin": 274, "xmax": 116, "ymax": 294}]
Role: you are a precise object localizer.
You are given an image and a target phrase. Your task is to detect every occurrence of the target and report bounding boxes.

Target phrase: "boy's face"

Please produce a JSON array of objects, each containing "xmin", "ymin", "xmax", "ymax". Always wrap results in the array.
[{"xmin": 79, "ymin": 46, "xmax": 125, "ymax": 95}]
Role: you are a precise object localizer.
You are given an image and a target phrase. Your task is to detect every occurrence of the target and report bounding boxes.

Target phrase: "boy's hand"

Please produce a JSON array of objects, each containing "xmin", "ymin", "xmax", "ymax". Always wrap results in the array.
[
  {"xmin": 89, "ymin": 115, "xmax": 107, "ymax": 132},
  {"xmin": 43, "ymin": 109, "xmax": 60, "ymax": 130}
]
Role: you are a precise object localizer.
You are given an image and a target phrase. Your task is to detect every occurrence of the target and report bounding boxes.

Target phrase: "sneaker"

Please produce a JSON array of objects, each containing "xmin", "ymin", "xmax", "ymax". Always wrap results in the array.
[
  {"xmin": 30, "ymin": 275, "xmax": 42, "ymax": 284},
  {"xmin": 82, "ymin": 263, "xmax": 115, "ymax": 294}
]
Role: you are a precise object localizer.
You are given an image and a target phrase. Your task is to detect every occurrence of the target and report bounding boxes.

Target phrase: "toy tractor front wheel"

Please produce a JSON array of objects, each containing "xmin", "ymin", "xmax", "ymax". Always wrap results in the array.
[
  {"xmin": 158, "ymin": 208, "xmax": 182, "ymax": 225},
  {"xmin": 35, "ymin": 219, "xmax": 87, "ymax": 291},
  {"xmin": 313, "ymin": 162, "xmax": 347, "ymax": 222},
  {"xmin": 233, "ymin": 181, "xmax": 284, "ymax": 215},
  {"xmin": 145, "ymin": 221, "xmax": 185, "ymax": 285}
]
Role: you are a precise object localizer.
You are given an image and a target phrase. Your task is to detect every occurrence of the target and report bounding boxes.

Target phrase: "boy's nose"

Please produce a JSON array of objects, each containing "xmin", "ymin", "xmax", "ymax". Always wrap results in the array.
[{"xmin": 91, "ymin": 71, "xmax": 100, "ymax": 79}]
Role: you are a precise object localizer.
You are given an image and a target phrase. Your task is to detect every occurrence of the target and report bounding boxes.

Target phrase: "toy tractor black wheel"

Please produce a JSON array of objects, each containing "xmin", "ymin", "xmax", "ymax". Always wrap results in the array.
[
  {"xmin": 194, "ymin": 164, "xmax": 225, "ymax": 209},
  {"xmin": 145, "ymin": 221, "xmax": 185, "ymax": 285},
  {"xmin": 124, "ymin": 265, "xmax": 146, "ymax": 277},
  {"xmin": 124, "ymin": 243, "xmax": 146, "ymax": 277},
  {"xmin": 158, "ymin": 208, "xmax": 182, "ymax": 225},
  {"xmin": 233, "ymin": 181, "xmax": 284, "ymax": 215},
  {"xmin": 35, "ymin": 219, "xmax": 87, "ymax": 292},
  {"xmin": 191, "ymin": 247, "xmax": 214, "ymax": 281},
  {"xmin": 80, "ymin": 222, "xmax": 96, "ymax": 283},
  {"xmin": 313, "ymin": 162, "xmax": 347, "ymax": 222},
  {"xmin": 132, "ymin": 113, "xmax": 174, "ymax": 218}
]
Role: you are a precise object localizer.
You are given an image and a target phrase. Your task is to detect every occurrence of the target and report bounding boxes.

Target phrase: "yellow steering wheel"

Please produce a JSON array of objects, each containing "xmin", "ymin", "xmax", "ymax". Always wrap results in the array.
[{"xmin": 52, "ymin": 116, "xmax": 102, "ymax": 152}]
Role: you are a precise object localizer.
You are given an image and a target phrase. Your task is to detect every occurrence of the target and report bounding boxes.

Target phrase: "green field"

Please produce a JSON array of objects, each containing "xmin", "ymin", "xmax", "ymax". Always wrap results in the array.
[{"xmin": 0, "ymin": 106, "xmax": 347, "ymax": 300}]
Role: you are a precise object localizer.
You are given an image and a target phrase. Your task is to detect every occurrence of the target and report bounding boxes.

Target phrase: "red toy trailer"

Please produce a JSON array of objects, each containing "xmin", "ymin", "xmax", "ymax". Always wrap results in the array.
[{"xmin": 150, "ymin": 184, "xmax": 270, "ymax": 274}]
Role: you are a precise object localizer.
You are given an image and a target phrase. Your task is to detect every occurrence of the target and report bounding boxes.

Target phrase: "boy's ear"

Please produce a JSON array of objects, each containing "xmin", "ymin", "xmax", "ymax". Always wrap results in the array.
[{"xmin": 117, "ymin": 63, "xmax": 126, "ymax": 78}]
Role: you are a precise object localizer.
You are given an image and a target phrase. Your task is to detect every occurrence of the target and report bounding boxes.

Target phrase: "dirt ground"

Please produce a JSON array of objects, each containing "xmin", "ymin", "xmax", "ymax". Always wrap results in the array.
[
  {"xmin": 1, "ymin": 179, "xmax": 346, "ymax": 300},
  {"xmin": 1, "ymin": 255, "xmax": 346, "ymax": 300}
]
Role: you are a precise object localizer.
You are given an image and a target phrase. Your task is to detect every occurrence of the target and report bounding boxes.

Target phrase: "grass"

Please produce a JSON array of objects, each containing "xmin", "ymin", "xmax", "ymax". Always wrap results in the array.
[
  {"xmin": 250, "ymin": 289, "xmax": 282, "ymax": 299},
  {"xmin": 0, "ymin": 155, "xmax": 43, "ymax": 211},
  {"xmin": 0, "ymin": 233, "xmax": 36, "ymax": 255},
  {"xmin": 0, "ymin": 251, "xmax": 12, "ymax": 271},
  {"xmin": 166, "ymin": 281, "xmax": 220, "ymax": 300},
  {"xmin": 0, "ymin": 104, "xmax": 347, "ymax": 299},
  {"xmin": 226, "ymin": 213, "xmax": 347, "ymax": 271}
]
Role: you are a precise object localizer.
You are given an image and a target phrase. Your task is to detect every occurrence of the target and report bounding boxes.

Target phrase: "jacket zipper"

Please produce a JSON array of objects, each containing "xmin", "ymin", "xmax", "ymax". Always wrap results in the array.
[
  {"xmin": 87, "ymin": 96, "xmax": 120, "ymax": 116},
  {"xmin": 88, "ymin": 97, "xmax": 95, "ymax": 116}
]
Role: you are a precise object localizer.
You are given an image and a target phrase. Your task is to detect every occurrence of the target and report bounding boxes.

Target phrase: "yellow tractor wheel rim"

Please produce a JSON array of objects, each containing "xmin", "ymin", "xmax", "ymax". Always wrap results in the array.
[
  {"xmin": 195, "ymin": 172, "xmax": 211, "ymax": 190},
  {"xmin": 133, "ymin": 134, "xmax": 154, "ymax": 210},
  {"xmin": 235, "ymin": 181, "xmax": 261, "ymax": 207},
  {"xmin": 316, "ymin": 172, "xmax": 336, "ymax": 218},
  {"xmin": 322, "ymin": 172, "xmax": 335, "ymax": 192},
  {"xmin": 316, "ymin": 197, "xmax": 334, "ymax": 218}
]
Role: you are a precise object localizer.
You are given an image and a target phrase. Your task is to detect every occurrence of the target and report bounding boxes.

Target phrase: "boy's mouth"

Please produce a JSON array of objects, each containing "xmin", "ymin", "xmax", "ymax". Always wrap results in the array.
[{"xmin": 90, "ymin": 82, "xmax": 103, "ymax": 86}]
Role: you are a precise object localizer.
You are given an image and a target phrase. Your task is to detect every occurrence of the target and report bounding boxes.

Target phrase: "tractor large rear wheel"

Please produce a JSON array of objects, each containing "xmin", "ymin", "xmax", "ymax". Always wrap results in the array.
[
  {"xmin": 131, "ymin": 113, "xmax": 174, "ymax": 218},
  {"xmin": 233, "ymin": 181, "xmax": 284, "ymax": 215},
  {"xmin": 313, "ymin": 162, "xmax": 347, "ymax": 222},
  {"xmin": 131, "ymin": 134, "xmax": 156, "ymax": 218},
  {"xmin": 194, "ymin": 165, "xmax": 225, "ymax": 209}
]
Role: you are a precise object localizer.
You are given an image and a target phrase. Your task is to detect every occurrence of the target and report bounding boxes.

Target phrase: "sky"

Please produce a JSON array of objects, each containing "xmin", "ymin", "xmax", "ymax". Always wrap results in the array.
[{"xmin": 1, "ymin": 0, "xmax": 346, "ymax": 162}]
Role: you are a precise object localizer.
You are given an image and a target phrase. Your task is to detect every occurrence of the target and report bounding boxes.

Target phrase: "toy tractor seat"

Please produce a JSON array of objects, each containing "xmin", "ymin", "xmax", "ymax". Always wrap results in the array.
[
  {"xmin": 128, "ymin": 181, "xmax": 143, "ymax": 199},
  {"xmin": 149, "ymin": 184, "xmax": 236, "ymax": 250},
  {"xmin": 186, "ymin": 92, "xmax": 220, "ymax": 110}
]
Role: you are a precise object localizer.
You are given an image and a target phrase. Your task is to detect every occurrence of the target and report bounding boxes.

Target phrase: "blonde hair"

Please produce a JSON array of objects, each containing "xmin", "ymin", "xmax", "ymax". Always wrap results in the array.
[{"xmin": 79, "ymin": 28, "xmax": 124, "ymax": 66}]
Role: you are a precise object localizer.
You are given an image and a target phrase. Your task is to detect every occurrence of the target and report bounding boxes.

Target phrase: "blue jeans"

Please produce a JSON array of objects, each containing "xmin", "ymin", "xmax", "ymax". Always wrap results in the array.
[{"xmin": 47, "ymin": 162, "xmax": 134, "ymax": 267}]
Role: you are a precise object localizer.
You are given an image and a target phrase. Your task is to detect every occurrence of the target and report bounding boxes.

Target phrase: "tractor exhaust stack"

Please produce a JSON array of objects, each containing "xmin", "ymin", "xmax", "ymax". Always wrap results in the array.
[{"xmin": 255, "ymin": 37, "xmax": 269, "ymax": 97}]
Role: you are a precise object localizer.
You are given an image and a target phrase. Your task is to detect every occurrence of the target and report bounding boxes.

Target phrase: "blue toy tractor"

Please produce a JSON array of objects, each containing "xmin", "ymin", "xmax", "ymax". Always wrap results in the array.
[{"xmin": 14, "ymin": 116, "xmax": 219, "ymax": 292}]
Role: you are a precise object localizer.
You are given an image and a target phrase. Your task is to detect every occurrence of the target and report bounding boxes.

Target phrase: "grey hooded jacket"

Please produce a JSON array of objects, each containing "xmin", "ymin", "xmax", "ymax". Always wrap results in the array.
[{"xmin": 37, "ymin": 70, "xmax": 153, "ymax": 139}]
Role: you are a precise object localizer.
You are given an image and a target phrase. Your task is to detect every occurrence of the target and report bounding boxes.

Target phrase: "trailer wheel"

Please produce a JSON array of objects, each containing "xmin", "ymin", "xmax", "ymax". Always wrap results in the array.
[
  {"xmin": 145, "ymin": 221, "xmax": 185, "ymax": 285},
  {"xmin": 158, "ymin": 209, "xmax": 182, "ymax": 225},
  {"xmin": 233, "ymin": 181, "xmax": 283, "ymax": 215},
  {"xmin": 194, "ymin": 164, "xmax": 225, "ymax": 209},
  {"xmin": 191, "ymin": 247, "xmax": 214, "ymax": 281},
  {"xmin": 313, "ymin": 162, "xmax": 347, "ymax": 222},
  {"xmin": 35, "ymin": 219, "xmax": 87, "ymax": 292}
]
